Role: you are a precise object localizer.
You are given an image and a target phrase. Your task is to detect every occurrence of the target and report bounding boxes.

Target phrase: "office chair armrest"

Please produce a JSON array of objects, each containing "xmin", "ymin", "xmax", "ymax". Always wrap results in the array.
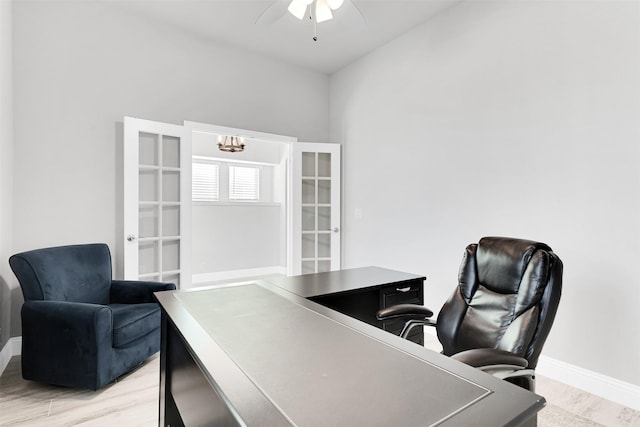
[
  {"xmin": 376, "ymin": 303, "xmax": 434, "ymax": 321},
  {"xmin": 451, "ymin": 348, "xmax": 528, "ymax": 369},
  {"xmin": 110, "ymin": 280, "xmax": 176, "ymax": 304}
]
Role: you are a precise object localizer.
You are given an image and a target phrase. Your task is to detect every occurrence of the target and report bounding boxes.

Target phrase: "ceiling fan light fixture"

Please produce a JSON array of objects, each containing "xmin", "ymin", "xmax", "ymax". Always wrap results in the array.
[
  {"xmin": 327, "ymin": 0, "xmax": 344, "ymax": 10},
  {"xmin": 288, "ymin": 0, "xmax": 308, "ymax": 20},
  {"xmin": 315, "ymin": 0, "xmax": 333, "ymax": 23}
]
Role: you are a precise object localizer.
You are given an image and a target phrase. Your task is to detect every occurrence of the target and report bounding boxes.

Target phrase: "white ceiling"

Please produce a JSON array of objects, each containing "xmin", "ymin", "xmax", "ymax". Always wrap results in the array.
[{"xmin": 115, "ymin": 0, "xmax": 460, "ymax": 74}]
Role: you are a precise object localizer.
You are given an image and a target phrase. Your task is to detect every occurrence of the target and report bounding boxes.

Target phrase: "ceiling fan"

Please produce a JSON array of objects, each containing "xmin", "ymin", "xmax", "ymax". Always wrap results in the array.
[
  {"xmin": 288, "ymin": 0, "xmax": 345, "ymax": 23},
  {"xmin": 256, "ymin": 0, "xmax": 365, "ymax": 41}
]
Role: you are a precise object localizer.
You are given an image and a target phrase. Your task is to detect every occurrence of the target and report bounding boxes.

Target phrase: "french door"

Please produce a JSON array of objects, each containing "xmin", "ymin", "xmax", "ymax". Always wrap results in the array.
[
  {"xmin": 123, "ymin": 117, "xmax": 191, "ymax": 288},
  {"xmin": 290, "ymin": 143, "xmax": 341, "ymax": 275},
  {"xmin": 124, "ymin": 117, "xmax": 340, "ymax": 284}
]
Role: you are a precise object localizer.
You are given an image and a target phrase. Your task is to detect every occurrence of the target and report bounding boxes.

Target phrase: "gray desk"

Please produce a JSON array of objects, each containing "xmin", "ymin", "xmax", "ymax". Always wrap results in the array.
[
  {"xmin": 156, "ymin": 276, "xmax": 544, "ymax": 426},
  {"xmin": 262, "ymin": 267, "xmax": 426, "ymax": 344}
]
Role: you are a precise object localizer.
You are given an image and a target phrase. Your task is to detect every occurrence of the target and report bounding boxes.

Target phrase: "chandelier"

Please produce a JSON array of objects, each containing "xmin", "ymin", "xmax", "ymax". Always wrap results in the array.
[
  {"xmin": 218, "ymin": 136, "xmax": 245, "ymax": 153},
  {"xmin": 288, "ymin": 0, "xmax": 345, "ymax": 23}
]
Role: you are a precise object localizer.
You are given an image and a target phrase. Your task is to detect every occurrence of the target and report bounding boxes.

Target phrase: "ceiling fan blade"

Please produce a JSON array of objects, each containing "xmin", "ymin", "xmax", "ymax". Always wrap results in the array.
[
  {"xmin": 255, "ymin": 0, "xmax": 290, "ymax": 26},
  {"xmin": 347, "ymin": 0, "xmax": 367, "ymax": 27}
]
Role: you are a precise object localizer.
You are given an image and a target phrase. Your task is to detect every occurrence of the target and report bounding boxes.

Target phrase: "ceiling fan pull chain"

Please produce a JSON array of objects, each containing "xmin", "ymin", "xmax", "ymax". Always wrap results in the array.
[{"xmin": 312, "ymin": 10, "xmax": 318, "ymax": 41}]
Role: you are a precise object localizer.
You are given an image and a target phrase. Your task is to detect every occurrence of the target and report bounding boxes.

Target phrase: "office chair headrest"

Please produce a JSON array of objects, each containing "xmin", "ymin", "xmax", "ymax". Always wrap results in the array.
[{"xmin": 475, "ymin": 237, "xmax": 553, "ymax": 295}]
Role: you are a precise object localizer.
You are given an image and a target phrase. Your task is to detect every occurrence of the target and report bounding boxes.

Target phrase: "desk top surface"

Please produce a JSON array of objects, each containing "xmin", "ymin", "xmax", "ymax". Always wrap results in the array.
[
  {"xmin": 261, "ymin": 266, "xmax": 426, "ymax": 298},
  {"xmin": 156, "ymin": 274, "xmax": 544, "ymax": 427}
]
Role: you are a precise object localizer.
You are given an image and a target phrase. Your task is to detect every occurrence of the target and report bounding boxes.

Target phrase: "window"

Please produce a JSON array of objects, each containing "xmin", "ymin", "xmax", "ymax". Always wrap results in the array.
[
  {"xmin": 192, "ymin": 162, "xmax": 219, "ymax": 201},
  {"xmin": 192, "ymin": 158, "xmax": 265, "ymax": 203},
  {"xmin": 229, "ymin": 166, "xmax": 260, "ymax": 201}
]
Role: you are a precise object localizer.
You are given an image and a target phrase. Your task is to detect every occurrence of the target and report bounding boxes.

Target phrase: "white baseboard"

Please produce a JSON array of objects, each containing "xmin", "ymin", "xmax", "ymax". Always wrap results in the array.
[
  {"xmin": 536, "ymin": 355, "xmax": 640, "ymax": 411},
  {"xmin": 0, "ymin": 337, "xmax": 22, "ymax": 376},
  {"xmin": 422, "ymin": 327, "xmax": 640, "ymax": 411},
  {"xmin": 191, "ymin": 266, "xmax": 286, "ymax": 286}
]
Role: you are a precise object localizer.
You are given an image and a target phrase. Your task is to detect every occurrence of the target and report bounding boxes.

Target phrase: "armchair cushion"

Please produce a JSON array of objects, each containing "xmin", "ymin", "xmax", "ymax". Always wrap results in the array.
[{"xmin": 111, "ymin": 303, "xmax": 161, "ymax": 348}]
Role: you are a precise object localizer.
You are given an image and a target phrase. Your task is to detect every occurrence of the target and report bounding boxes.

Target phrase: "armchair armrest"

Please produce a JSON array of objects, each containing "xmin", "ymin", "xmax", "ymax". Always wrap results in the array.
[
  {"xmin": 376, "ymin": 303, "xmax": 434, "ymax": 321},
  {"xmin": 110, "ymin": 280, "xmax": 176, "ymax": 304},
  {"xmin": 451, "ymin": 348, "xmax": 528, "ymax": 369},
  {"xmin": 21, "ymin": 300, "xmax": 114, "ymax": 389}
]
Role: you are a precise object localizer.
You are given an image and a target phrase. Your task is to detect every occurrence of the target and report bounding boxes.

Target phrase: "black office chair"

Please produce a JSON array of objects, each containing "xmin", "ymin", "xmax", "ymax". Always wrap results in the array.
[{"xmin": 377, "ymin": 237, "xmax": 562, "ymax": 391}]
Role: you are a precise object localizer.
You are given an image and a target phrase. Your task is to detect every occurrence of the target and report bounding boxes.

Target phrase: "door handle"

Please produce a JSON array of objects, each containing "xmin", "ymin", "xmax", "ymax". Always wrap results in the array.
[
  {"xmin": 333, "ymin": 227, "xmax": 340, "ymax": 233},
  {"xmin": 127, "ymin": 234, "xmax": 137, "ymax": 242}
]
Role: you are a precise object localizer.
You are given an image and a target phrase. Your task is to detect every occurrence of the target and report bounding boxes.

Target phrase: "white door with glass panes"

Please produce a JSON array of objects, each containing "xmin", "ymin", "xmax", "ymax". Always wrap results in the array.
[
  {"xmin": 123, "ymin": 117, "xmax": 191, "ymax": 288},
  {"xmin": 291, "ymin": 143, "xmax": 341, "ymax": 275}
]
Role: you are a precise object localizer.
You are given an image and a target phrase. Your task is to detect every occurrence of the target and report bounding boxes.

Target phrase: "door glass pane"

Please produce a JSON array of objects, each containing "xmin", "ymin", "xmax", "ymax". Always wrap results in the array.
[
  {"xmin": 318, "ymin": 153, "xmax": 331, "ymax": 177},
  {"xmin": 317, "ymin": 207, "xmax": 330, "ymax": 231},
  {"xmin": 162, "ymin": 240, "xmax": 180, "ymax": 272},
  {"xmin": 162, "ymin": 273, "xmax": 180, "ymax": 288},
  {"xmin": 139, "ymin": 132, "xmax": 158, "ymax": 166},
  {"xmin": 302, "ymin": 261, "xmax": 316, "ymax": 274},
  {"xmin": 163, "ymin": 135, "xmax": 180, "ymax": 168},
  {"xmin": 139, "ymin": 241, "xmax": 159, "ymax": 275},
  {"xmin": 318, "ymin": 179, "xmax": 331, "ymax": 204},
  {"xmin": 139, "ymin": 170, "xmax": 158, "ymax": 202},
  {"xmin": 302, "ymin": 152, "xmax": 315, "ymax": 177},
  {"xmin": 302, "ymin": 206, "xmax": 315, "ymax": 231},
  {"xmin": 302, "ymin": 179, "xmax": 316, "ymax": 204},
  {"xmin": 302, "ymin": 234, "xmax": 315, "ymax": 259},
  {"xmin": 317, "ymin": 260, "xmax": 331, "ymax": 273},
  {"xmin": 318, "ymin": 233, "xmax": 331, "ymax": 258},
  {"xmin": 163, "ymin": 205, "xmax": 180, "ymax": 236},
  {"xmin": 139, "ymin": 205, "xmax": 158, "ymax": 238},
  {"xmin": 163, "ymin": 171, "xmax": 180, "ymax": 202}
]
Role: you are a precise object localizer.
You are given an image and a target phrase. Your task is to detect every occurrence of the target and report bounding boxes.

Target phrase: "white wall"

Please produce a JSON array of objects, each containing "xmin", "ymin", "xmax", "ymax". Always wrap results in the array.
[
  {"xmin": 331, "ymin": 0, "xmax": 640, "ymax": 387},
  {"xmin": 0, "ymin": 0, "xmax": 15, "ymax": 346},
  {"xmin": 192, "ymin": 204, "xmax": 282, "ymax": 274},
  {"xmin": 11, "ymin": 1, "xmax": 329, "ymax": 293}
]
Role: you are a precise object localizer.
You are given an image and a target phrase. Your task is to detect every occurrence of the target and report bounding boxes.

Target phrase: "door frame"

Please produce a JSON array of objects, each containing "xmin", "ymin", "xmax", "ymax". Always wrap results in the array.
[{"xmin": 184, "ymin": 121, "xmax": 299, "ymax": 277}]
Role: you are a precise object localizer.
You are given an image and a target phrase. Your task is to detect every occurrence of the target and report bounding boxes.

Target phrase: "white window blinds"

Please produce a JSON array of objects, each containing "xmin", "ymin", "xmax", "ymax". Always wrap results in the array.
[
  {"xmin": 229, "ymin": 166, "xmax": 260, "ymax": 201},
  {"xmin": 192, "ymin": 162, "xmax": 219, "ymax": 201}
]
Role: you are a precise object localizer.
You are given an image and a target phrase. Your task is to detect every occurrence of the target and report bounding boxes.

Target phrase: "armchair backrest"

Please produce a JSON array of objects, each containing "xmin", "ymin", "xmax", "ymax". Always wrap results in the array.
[
  {"xmin": 436, "ymin": 237, "xmax": 562, "ymax": 369},
  {"xmin": 10, "ymin": 243, "xmax": 113, "ymax": 304}
]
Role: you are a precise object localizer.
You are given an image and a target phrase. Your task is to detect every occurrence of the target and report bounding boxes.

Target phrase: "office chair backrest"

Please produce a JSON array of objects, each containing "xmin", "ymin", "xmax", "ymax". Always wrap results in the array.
[
  {"xmin": 10, "ymin": 243, "xmax": 112, "ymax": 304},
  {"xmin": 436, "ymin": 237, "xmax": 562, "ymax": 370}
]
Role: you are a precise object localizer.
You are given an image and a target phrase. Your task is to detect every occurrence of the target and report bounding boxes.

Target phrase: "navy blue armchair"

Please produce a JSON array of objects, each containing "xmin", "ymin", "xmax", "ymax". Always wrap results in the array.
[{"xmin": 9, "ymin": 243, "xmax": 176, "ymax": 390}]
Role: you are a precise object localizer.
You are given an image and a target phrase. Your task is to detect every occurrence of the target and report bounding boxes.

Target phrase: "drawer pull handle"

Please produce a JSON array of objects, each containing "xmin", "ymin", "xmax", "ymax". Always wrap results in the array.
[{"xmin": 396, "ymin": 287, "xmax": 411, "ymax": 292}]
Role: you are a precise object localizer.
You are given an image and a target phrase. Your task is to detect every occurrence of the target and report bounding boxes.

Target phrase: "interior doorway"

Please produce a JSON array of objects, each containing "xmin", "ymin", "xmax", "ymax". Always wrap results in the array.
[{"xmin": 186, "ymin": 122, "xmax": 294, "ymax": 287}]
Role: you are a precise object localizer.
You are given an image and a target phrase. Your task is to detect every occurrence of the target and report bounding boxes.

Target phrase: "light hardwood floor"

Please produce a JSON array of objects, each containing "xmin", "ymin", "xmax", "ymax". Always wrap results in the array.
[{"xmin": 1, "ymin": 350, "xmax": 639, "ymax": 427}]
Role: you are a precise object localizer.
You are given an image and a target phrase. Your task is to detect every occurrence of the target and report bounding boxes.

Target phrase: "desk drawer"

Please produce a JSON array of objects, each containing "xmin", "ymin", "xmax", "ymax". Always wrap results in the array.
[
  {"xmin": 380, "ymin": 280, "xmax": 424, "ymax": 345},
  {"xmin": 380, "ymin": 283, "xmax": 423, "ymax": 308}
]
